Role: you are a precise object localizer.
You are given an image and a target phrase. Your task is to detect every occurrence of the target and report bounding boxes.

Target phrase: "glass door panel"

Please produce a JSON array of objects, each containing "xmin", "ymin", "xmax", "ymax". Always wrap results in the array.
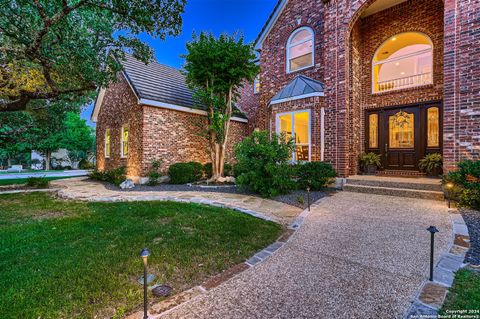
[
  {"xmin": 389, "ymin": 111, "xmax": 415, "ymax": 149},
  {"xmin": 294, "ymin": 111, "xmax": 309, "ymax": 161},
  {"xmin": 278, "ymin": 114, "xmax": 292, "ymax": 144}
]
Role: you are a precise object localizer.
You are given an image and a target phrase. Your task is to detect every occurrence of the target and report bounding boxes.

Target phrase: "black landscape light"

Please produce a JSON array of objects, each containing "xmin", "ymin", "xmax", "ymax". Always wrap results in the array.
[
  {"xmin": 445, "ymin": 182, "xmax": 454, "ymax": 208},
  {"xmin": 307, "ymin": 187, "xmax": 311, "ymax": 211},
  {"xmin": 427, "ymin": 226, "xmax": 439, "ymax": 281},
  {"xmin": 140, "ymin": 248, "xmax": 151, "ymax": 319}
]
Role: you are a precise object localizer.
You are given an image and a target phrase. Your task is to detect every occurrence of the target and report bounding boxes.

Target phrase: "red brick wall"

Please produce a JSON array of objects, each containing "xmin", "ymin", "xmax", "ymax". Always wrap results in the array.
[
  {"xmin": 141, "ymin": 106, "xmax": 247, "ymax": 176},
  {"xmin": 236, "ymin": 80, "xmax": 262, "ymax": 133},
  {"xmin": 443, "ymin": 0, "xmax": 480, "ymax": 171},
  {"xmin": 96, "ymin": 75, "xmax": 144, "ymax": 178}
]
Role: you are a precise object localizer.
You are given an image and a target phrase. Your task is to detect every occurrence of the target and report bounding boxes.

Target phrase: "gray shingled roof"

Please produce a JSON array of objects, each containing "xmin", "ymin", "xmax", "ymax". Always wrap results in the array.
[
  {"xmin": 271, "ymin": 75, "xmax": 325, "ymax": 104},
  {"xmin": 122, "ymin": 54, "xmax": 196, "ymax": 109},
  {"xmin": 120, "ymin": 54, "xmax": 246, "ymax": 118}
]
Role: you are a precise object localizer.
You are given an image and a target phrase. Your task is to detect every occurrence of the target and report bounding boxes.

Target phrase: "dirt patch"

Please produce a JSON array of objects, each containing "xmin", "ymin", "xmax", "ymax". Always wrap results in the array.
[{"xmin": 33, "ymin": 211, "xmax": 65, "ymax": 220}]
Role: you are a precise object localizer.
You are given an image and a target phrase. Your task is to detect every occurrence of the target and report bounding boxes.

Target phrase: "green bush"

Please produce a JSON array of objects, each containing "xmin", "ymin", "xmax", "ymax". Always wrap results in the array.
[
  {"xmin": 235, "ymin": 131, "xmax": 296, "ymax": 198},
  {"xmin": 146, "ymin": 160, "xmax": 163, "ymax": 186},
  {"xmin": 168, "ymin": 162, "xmax": 203, "ymax": 184},
  {"xmin": 443, "ymin": 160, "xmax": 480, "ymax": 209},
  {"xmin": 419, "ymin": 153, "xmax": 443, "ymax": 175},
  {"xmin": 26, "ymin": 177, "xmax": 49, "ymax": 188},
  {"xmin": 78, "ymin": 159, "xmax": 95, "ymax": 169},
  {"xmin": 89, "ymin": 167, "xmax": 126, "ymax": 186},
  {"xmin": 203, "ymin": 162, "xmax": 233, "ymax": 178},
  {"xmin": 296, "ymin": 162, "xmax": 337, "ymax": 190}
]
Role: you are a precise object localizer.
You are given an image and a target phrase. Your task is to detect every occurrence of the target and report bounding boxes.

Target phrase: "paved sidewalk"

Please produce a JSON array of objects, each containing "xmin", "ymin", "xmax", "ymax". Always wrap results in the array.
[
  {"xmin": 157, "ymin": 192, "xmax": 452, "ymax": 319},
  {"xmin": 0, "ymin": 169, "xmax": 89, "ymax": 180},
  {"xmin": 51, "ymin": 178, "xmax": 302, "ymax": 225}
]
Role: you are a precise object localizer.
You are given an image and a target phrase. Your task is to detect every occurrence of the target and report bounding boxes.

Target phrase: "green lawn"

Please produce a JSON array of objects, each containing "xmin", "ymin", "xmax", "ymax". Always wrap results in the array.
[
  {"xmin": 0, "ymin": 193, "xmax": 282, "ymax": 319},
  {"xmin": 441, "ymin": 269, "xmax": 480, "ymax": 313},
  {"xmin": 0, "ymin": 176, "xmax": 76, "ymax": 186}
]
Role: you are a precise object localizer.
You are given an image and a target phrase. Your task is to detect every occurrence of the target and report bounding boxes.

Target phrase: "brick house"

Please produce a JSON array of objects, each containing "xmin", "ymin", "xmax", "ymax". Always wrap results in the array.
[
  {"xmin": 91, "ymin": 55, "xmax": 248, "ymax": 182},
  {"xmin": 94, "ymin": 0, "xmax": 480, "ymax": 180},
  {"xmin": 238, "ymin": 0, "xmax": 480, "ymax": 177}
]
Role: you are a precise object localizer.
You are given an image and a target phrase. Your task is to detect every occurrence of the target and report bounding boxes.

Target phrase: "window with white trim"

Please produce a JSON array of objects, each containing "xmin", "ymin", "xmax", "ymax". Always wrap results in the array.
[
  {"xmin": 121, "ymin": 126, "xmax": 129, "ymax": 158},
  {"xmin": 105, "ymin": 129, "xmax": 110, "ymax": 158},
  {"xmin": 276, "ymin": 110, "xmax": 311, "ymax": 161},
  {"xmin": 373, "ymin": 32, "xmax": 433, "ymax": 93},
  {"xmin": 287, "ymin": 27, "xmax": 314, "ymax": 73},
  {"xmin": 254, "ymin": 75, "xmax": 261, "ymax": 94}
]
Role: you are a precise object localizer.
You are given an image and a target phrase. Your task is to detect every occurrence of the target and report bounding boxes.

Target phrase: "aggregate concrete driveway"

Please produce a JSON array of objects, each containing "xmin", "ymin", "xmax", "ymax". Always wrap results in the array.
[{"xmin": 159, "ymin": 192, "xmax": 452, "ymax": 319}]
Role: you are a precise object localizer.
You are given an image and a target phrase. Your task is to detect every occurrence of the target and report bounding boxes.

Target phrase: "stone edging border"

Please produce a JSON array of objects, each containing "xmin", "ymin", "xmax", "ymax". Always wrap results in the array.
[
  {"xmin": 0, "ymin": 188, "xmax": 59, "ymax": 195},
  {"xmin": 403, "ymin": 207, "xmax": 471, "ymax": 318},
  {"xmin": 125, "ymin": 197, "xmax": 325, "ymax": 319}
]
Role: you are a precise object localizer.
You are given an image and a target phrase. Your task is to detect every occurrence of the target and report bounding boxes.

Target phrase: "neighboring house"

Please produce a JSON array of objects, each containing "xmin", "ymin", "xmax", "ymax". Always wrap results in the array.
[
  {"xmin": 94, "ymin": 0, "xmax": 480, "ymax": 180},
  {"xmin": 31, "ymin": 149, "xmax": 80, "ymax": 169},
  {"xmin": 237, "ymin": 0, "xmax": 480, "ymax": 177},
  {"xmin": 91, "ymin": 55, "xmax": 248, "ymax": 182}
]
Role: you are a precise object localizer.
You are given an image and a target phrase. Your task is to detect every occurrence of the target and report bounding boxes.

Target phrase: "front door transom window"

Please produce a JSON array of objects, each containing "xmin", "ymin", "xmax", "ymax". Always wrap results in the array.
[
  {"xmin": 373, "ymin": 32, "xmax": 433, "ymax": 93},
  {"xmin": 277, "ymin": 110, "xmax": 311, "ymax": 161}
]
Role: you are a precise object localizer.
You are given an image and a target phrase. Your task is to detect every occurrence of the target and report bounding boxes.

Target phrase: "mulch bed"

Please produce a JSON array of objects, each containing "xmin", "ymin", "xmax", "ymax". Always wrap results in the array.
[
  {"xmin": 460, "ymin": 208, "xmax": 480, "ymax": 266},
  {"xmin": 105, "ymin": 181, "xmax": 331, "ymax": 209}
]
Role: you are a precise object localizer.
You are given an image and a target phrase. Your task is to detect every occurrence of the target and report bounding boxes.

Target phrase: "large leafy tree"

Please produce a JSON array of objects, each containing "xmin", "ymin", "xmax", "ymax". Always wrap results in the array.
[
  {"xmin": 0, "ymin": 0, "xmax": 186, "ymax": 112},
  {"xmin": 60, "ymin": 112, "xmax": 95, "ymax": 166},
  {"xmin": 184, "ymin": 32, "xmax": 259, "ymax": 181}
]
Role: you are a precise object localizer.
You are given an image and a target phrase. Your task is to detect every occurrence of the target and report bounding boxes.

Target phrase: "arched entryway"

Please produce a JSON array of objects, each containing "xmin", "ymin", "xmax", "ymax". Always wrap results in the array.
[{"xmin": 345, "ymin": 0, "xmax": 444, "ymax": 175}]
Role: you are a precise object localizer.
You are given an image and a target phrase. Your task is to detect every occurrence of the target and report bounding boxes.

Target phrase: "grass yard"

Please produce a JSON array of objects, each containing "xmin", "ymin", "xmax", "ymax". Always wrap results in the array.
[
  {"xmin": 440, "ymin": 269, "xmax": 480, "ymax": 314},
  {"xmin": 0, "ymin": 176, "xmax": 78, "ymax": 186},
  {"xmin": 0, "ymin": 193, "xmax": 282, "ymax": 319}
]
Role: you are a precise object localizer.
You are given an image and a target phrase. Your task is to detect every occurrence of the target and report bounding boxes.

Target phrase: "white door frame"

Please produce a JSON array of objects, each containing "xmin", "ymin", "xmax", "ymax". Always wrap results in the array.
[{"xmin": 275, "ymin": 109, "xmax": 312, "ymax": 162}]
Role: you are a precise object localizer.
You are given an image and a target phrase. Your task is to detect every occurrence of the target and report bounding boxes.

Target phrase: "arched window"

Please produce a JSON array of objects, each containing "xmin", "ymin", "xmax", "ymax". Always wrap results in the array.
[
  {"xmin": 373, "ymin": 32, "xmax": 433, "ymax": 93},
  {"xmin": 287, "ymin": 27, "xmax": 314, "ymax": 73}
]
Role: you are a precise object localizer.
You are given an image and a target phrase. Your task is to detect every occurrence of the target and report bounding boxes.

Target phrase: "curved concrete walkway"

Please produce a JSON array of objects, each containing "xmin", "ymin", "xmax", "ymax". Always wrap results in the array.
[{"xmin": 158, "ymin": 192, "xmax": 451, "ymax": 319}]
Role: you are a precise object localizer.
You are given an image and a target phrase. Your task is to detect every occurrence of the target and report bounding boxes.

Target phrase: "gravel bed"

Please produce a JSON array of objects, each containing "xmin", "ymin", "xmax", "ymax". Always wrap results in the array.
[
  {"xmin": 105, "ymin": 182, "xmax": 329, "ymax": 209},
  {"xmin": 460, "ymin": 208, "xmax": 480, "ymax": 265}
]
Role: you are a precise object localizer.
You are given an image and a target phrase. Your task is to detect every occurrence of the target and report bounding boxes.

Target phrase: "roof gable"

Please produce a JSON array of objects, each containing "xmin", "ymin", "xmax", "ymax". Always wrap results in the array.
[{"xmin": 254, "ymin": 0, "xmax": 289, "ymax": 50}]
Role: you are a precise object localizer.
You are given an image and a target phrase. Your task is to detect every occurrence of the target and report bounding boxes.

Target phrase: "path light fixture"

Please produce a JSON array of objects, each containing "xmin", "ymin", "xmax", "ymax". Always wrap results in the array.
[
  {"xmin": 307, "ymin": 187, "xmax": 311, "ymax": 211},
  {"xmin": 427, "ymin": 226, "xmax": 439, "ymax": 281},
  {"xmin": 445, "ymin": 182, "xmax": 454, "ymax": 208},
  {"xmin": 140, "ymin": 248, "xmax": 151, "ymax": 319}
]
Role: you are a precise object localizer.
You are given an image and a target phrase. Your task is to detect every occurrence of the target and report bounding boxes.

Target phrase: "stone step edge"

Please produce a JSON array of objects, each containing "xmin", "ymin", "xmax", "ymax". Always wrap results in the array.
[
  {"xmin": 403, "ymin": 209, "xmax": 471, "ymax": 319},
  {"xmin": 345, "ymin": 178, "xmax": 442, "ymax": 191},
  {"xmin": 343, "ymin": 184, "xmax": 444, "ymax": 199}
]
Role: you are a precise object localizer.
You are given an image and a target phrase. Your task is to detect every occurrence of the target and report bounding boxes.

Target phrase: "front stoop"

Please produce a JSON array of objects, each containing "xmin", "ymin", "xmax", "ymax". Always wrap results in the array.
[
  {"xmin": 343, "ymin": 176, "xmax": 444, "ymax": 201},
  {"xmin": 403, "ymin": 208, "xmax": 470, "ymax": 319}
]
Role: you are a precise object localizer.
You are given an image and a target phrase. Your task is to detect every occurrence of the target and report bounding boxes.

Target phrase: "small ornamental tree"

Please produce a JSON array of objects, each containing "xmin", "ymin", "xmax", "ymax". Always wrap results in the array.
[{"xmin": 183, "ymin": 32, "xmax": 259, "ymax": 182}]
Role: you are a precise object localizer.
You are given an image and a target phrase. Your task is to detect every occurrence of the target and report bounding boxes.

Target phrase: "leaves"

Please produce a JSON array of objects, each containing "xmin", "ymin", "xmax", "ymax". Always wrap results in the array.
[{"xmin": 0, "ymin": 0, "xmax": 186, "ymax": 111}]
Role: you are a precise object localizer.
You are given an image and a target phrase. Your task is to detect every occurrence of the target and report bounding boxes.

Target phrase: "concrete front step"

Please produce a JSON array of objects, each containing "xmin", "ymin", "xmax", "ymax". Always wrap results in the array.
[
  {"xmin": 346, "ymin": 177, "xmax": 442, "ymax": 191},
  {"xmin": 343, "ymin": 184, "xmax": 445, "ymax": 201}
]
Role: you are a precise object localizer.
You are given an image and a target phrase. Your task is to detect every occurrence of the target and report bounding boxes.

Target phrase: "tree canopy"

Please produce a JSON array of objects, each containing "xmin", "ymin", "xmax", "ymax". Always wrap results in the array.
[{"xmin": 0, "ymin": 0, "xmax": 186, "ymax": 112}]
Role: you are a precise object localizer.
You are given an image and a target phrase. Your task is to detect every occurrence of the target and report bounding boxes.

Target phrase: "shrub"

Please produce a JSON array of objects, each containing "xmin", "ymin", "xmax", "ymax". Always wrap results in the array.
[
  {"xmin": 89, "ymin": 167, "xmax": 126, "ymax": 186},
  {"xmin": 26, "ymin": 177, "xmax": 49, "ymax": 188},
  {"xmin": 359, "ymin": 152, "xmax": 381, "ymax": 168},
  {"xmin": 146, "ymin": 160, "xmax": 163, "ymax": 186},
  {"xmin": 235, "ymin": 131, "xmax": 296, "ymax": 197},
  {"xmin": 168, "ymin": 162, "xmax": 203, "ymax": 184},
  {"xmin": 78, "ymin": 159, "xmax": 95, "ymax": 169},
  {"xmin": 443, "ymin": 160, "xmax": 480, "ymax": 209},
  {"xmin": 203, "ymin": 162, "xmax": 233, "ymax": 178},
  {"xmin": 419, "ymin": 153, "xmax": 443, "ymax": 175},
  {"xmin": 296, "ymin": 162, "xmax": 337, "ymax": 191}
]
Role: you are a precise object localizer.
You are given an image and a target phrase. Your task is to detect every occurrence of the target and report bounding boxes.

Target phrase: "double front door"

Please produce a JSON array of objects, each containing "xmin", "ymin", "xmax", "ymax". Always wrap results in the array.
[{"xmin": 366, "ymin": 103, "xmax": 442, "ymax": 170}]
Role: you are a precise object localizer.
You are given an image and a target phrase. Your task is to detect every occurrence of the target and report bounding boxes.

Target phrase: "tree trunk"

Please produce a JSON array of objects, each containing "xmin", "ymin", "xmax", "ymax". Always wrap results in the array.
[
  {"xmin": 45, "ymin": 151, "xmax": 51, "ymax": 171},
  {"xmin": 7, "ymin": 158, "xmax": 11, "ymax": 167}
]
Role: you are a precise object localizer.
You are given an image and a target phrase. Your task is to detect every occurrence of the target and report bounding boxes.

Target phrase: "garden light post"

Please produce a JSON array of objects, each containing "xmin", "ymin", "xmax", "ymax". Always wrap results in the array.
[
  {"xmin": 427, "ymin": 226, "xmax": 439, "ymax": 281},
  {"xmin": 140, "ymin": 248, "xmax": 151, "ymax": 319},
  {"xmin": 307, "ymin": 187, "xmax": 311, "ymax": 211},
  {"xmin": 445, "ymin": 182, "xmax": 454, "ymax": 208}
]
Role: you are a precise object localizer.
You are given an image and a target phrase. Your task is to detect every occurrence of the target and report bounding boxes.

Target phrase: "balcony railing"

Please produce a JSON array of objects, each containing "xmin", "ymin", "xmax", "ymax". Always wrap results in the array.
[{"xmin": 376, "ymin": 72, "xmax": 432, "ymax": 93}]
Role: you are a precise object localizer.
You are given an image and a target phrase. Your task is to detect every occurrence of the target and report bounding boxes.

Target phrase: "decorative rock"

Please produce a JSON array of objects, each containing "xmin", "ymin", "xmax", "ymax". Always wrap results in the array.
[
  {"xmin": 120, "ymin": 179, "xmax": 135, "ymax": 189},
  {"xmin": 152, "ymin": 285, "xmax": 173, "ymax": 297},
  {"xmin": 159, "ymin": 175, "xmax": 170, "ymax": 184},
  {"xmin": 216, "ymin": 176, "xmax": 236, "ymax": 183}
]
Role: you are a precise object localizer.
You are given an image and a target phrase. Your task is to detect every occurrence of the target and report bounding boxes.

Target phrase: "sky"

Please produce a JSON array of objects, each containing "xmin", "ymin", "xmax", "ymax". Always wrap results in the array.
[{"xmin": 81, "ymin": 0, "xmax": 278, "ymax": 127}]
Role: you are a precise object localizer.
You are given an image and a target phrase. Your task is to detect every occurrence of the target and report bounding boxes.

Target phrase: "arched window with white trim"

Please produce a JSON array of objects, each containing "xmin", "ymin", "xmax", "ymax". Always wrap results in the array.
[
  {"xmin": 372, "ymin": 32, "xmax": 433, "ymax": 93},
  {"xmin": 287, "ymin": 27, "xmax": 314, "ymax": 73}
]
